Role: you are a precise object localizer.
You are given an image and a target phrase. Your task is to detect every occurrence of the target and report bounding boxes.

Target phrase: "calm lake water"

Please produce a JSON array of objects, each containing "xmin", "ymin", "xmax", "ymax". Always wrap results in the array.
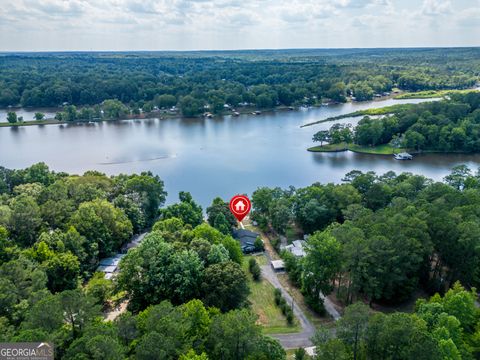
[{"xmin": 1, "ymin": 98, "xmax": 479, "ymax": 207}]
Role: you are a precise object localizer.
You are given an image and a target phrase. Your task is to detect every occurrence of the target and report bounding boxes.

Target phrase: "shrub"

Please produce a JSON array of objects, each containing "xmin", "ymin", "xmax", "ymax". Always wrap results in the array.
[
  {"xmin": 270, "ymin": 237, "xmax": 281, "ymax": 252},
  {"xmin": 248, "ymin": 258, "xmax": 262, "ymax": 281},
  {"xmin": 294, "ymin": 347, "xmax": 309, "ymax": 360},
  {"xmin": 274, "ymin": 288, "xmax": 282, "ymax": 305},
  {"xmin": 251, "ymin": 263, "xmax": 261, "ymax": 281},
  {"xmin": 273, "ymin": 288, "xmax": 295, "ymax": 326},
  {"xmin": 304, "ymin": 294, "xmax": 326, "ymax": 316},
  {"xmin": 286, "ymin": 310, "xmax": 294, "ymax": 325},
  {"xmin": 248, "ymin": 258, "xmax": 257, "ymax": 272},
  {"xmin": 254, "ymin": 237, "xmax": 264, "ymax": 252}
]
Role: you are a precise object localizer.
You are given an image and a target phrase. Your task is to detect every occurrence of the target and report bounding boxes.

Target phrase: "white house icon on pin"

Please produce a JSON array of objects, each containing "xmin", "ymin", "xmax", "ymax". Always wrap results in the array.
[{"xmin": 235, "ymin": 200, "xmax": 246, "ymax": 212}]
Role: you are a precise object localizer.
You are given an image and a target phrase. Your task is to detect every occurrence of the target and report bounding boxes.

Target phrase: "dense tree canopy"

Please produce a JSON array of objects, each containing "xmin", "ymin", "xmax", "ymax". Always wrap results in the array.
[
  {"xmin": 1, "ymin": 48, "xmax": 478, "ymax": 118},
  {"xmin": 256, "ymin": 168, "xmax": 480, "ymax": 315},
  {"xmin": 2, "ymin": 162, "xmax": 480, "ymax": 358},
  {"xmin": 315, "ymin": 284, "xmax": 480, "ymax": 360},
  {"xmin": 314, "ymin": 92, "xmax": 480, "ymax": 153},
  {"xmin": 0, "ymin": 164, "xmax": 285, "ymax": 359}
]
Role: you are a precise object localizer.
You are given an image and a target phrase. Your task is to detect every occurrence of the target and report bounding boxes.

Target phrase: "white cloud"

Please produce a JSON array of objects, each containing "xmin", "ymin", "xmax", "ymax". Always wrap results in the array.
[
  {"xmin": 0, "ymin": 0, "xmax": 478, "ymax": 50},
  {"xmin": 421, "ymin": 0, "xmax": 452, "ymax": 15}
]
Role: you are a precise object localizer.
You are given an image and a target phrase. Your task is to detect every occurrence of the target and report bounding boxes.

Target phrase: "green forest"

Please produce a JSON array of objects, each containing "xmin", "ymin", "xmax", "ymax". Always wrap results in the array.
[
  {"xmin": 312, "ymin": 92, "xmax": 480, "ymax": 153},
  {"xmin": 308, "ymin": 287, "xmax": 479, "ymax": 360},
  {"xmin": 252, "ymin": 168, "xmax": 480, "ymax": 359},
  {"xmin": 1, "ymin": 163, "xmax": 480, "ymax": 359},
  {"xmin": 0, "ymin": 163, "xmax": 283, "ymax": 359},
  {"xmin": 1, "ymin": 48, "xmax": 479, "ymax": 119}
]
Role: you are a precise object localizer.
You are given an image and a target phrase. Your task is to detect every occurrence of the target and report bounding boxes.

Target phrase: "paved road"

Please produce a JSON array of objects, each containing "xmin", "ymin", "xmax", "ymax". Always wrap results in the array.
[
  {"xmin": 260, "ymin": 243, "xmax": 341, "ymax": 349},
  {"xmin": 261, "ymin": 264, "xmax": 316, "ymax": 348},
  {"xmin": 321, "ymin": 293, "xmax": 341, "ymax": 321}
]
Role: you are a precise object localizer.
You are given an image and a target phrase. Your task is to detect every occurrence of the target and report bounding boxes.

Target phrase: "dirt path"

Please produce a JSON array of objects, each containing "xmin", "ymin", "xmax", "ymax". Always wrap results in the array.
[
  {"xmin": 105, "ymin": 301, "xmax": 128, "ymax": 322},
  {"xmin": 103, "ymin": 232, "xmax": 148, "ymax": 321}
]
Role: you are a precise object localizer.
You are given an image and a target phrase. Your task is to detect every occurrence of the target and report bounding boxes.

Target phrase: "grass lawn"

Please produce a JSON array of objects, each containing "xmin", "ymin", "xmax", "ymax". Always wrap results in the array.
[
  {"xmin": 286, "ymin": 349, "xmax": 299, "ymax": 359},
  {"xmin": 348, "ymin": 143, "xmax": 401, "ymax": 155},
  {"xmin": 301, "ymin": 103, "xmax": 415, "ymax": 128},
  {"xmin": 285, "ymin": 225, "xmax": 303, "ymax": 243},
  {"xmin": 0, "ymin": 119, "xmax": 61, "ymax": 127},
  {"xmin": 307, "ymin": 143, "xmax": 348, "ymax": 152},
  {"xmin": 394, "ymin": 88, "xmax": 479, "ymax": 99},
  {"xmin": 308, "ymin": 142, "xmax": 404, "ymax": 155},
  {"xmin": 243, "ymin": 256, "xmax": 301, "ymax": 334}
]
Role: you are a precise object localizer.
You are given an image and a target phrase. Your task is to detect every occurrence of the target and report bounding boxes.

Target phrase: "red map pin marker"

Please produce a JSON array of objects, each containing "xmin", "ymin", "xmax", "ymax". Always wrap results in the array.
[{"xmin": 229, "ymin": 195, "xmax": 251, "ymax": 222}]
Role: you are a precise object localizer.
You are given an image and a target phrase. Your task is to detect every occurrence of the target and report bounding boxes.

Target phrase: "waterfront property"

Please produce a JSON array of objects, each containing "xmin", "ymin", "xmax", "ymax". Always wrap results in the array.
[
  {"xmin": 233, "ymin": 228, "xmax": 260, "ymax": 253},
  {"xmin": 1, "ymin": 97, "xmax": 475, "ymax": 208}
]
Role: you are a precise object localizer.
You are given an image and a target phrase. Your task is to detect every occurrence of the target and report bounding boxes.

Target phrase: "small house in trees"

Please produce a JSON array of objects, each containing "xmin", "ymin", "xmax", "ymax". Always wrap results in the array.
[
  {"xmin": 282, "ymin": 239, "xmax": 306, "ymax": 257},
  {"xmin": 233, "ymin": 228, "xmax": 259, "ymax": 253}
]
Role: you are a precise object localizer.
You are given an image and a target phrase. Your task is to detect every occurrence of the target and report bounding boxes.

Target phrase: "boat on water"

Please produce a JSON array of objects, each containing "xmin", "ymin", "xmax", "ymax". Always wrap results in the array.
[{"xmin": 394, "ymin": 152, "xmax": 413, "ymax": 160}]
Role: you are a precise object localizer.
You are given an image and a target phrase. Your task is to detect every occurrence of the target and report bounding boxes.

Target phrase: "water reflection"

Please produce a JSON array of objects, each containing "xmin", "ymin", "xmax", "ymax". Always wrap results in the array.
[{"xmin": 0, "ymin": 98, "xmax": 478, "ymax": 207}]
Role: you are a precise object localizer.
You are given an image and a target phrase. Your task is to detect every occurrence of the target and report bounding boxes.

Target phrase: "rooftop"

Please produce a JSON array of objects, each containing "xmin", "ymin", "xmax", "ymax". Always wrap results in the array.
[
  {"xmin": 271, "ymin": 260, "xmax": 285, "ymax": 270},
  {"xmin": 283, "ymin": 239, "xmax": 307, "ymax": 257},
  {"xmin": 232, "ymin": 228, "xmax": 259, "ymax": 239},
  {"xmin": 233, "ymin": 228, "xmax": 260, "ymax": 250}
]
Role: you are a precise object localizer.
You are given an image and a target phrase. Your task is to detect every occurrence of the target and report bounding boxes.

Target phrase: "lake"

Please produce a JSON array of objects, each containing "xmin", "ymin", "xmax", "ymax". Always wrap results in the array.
[{"xmin": 1, "ymin": 98, "xmax": 479, "ymax": 208}]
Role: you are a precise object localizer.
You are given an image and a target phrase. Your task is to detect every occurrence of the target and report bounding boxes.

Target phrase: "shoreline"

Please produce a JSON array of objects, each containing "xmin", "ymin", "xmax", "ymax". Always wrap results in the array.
[
  {"xmin": 0, "ymin": 105, "xmax": 299, "ymax": 128},
  {"xmin": 300, "ymin": 103, "xmax": 425, "ymax": 128},
  {"xmin": 0, "ymin": 90, "xmax": 413, "ymax": 128},
  {"xmin": 300, "ymin": 88, "xmax": 480, "ymax": 128},
  {"xmin": 308, "ymin": 143, "xmax": 476, "ymax": 156},
  {"xmin": 2, "ymin": 87, "xmax": 478, "ymax": 129}
]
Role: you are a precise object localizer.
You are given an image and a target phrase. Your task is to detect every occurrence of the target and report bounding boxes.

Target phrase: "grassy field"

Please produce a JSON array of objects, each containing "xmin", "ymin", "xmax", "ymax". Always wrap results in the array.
[
  {"xmin": 0, "ymin": 119, "xmax": 62, "ymax": 127},
  {"xmin": 308, "ymin": 142, "xmax": 402, "ymax": 155},
  {"xmin": 300, "ymin": 103, "xmax": 416, "ymax": 128},
  {"xmin": 394, "ymin": 88, "xmax": 479, "ymax": 99},
  {"xmin": 243, "ymin": 256, "xmax": 301, "ymax": 334}
]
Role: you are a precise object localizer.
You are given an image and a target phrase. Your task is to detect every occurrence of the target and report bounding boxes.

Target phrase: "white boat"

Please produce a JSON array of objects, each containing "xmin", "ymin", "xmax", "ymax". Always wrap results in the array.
[{"xmin": 394, "ymin": 152, "xmax": 413, "ymax": 160}]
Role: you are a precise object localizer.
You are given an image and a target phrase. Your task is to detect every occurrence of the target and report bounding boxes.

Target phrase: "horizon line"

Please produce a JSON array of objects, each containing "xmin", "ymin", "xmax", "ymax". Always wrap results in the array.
[{"xmin": 1, "ymin": 45, "xmax": 480, "ymax": 54}]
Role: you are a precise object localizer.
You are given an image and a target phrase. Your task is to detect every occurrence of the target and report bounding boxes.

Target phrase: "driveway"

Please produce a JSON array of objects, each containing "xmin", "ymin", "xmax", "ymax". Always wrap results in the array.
[{"xmin": 261, "ymin": 264, "xmax": 316, "ymax": 348}]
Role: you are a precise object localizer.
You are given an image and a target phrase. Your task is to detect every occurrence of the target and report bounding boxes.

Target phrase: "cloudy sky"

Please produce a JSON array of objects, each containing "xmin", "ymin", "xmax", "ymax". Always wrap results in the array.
[{"xmin": 0, "ymin": 0, "xmax": 479, "ymax": 51}]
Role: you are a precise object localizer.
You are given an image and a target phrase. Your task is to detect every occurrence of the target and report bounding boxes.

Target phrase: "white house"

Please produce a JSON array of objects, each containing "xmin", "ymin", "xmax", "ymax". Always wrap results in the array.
[{"xmin": 282, "ymin": 240, "xmax": 307, "ymax": 257}]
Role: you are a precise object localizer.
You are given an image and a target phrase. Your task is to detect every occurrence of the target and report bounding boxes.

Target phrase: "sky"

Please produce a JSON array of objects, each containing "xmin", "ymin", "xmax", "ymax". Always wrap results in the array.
[{"xmin": 0, "ymin": 0, "xmax": 479, "ymax": 51}]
